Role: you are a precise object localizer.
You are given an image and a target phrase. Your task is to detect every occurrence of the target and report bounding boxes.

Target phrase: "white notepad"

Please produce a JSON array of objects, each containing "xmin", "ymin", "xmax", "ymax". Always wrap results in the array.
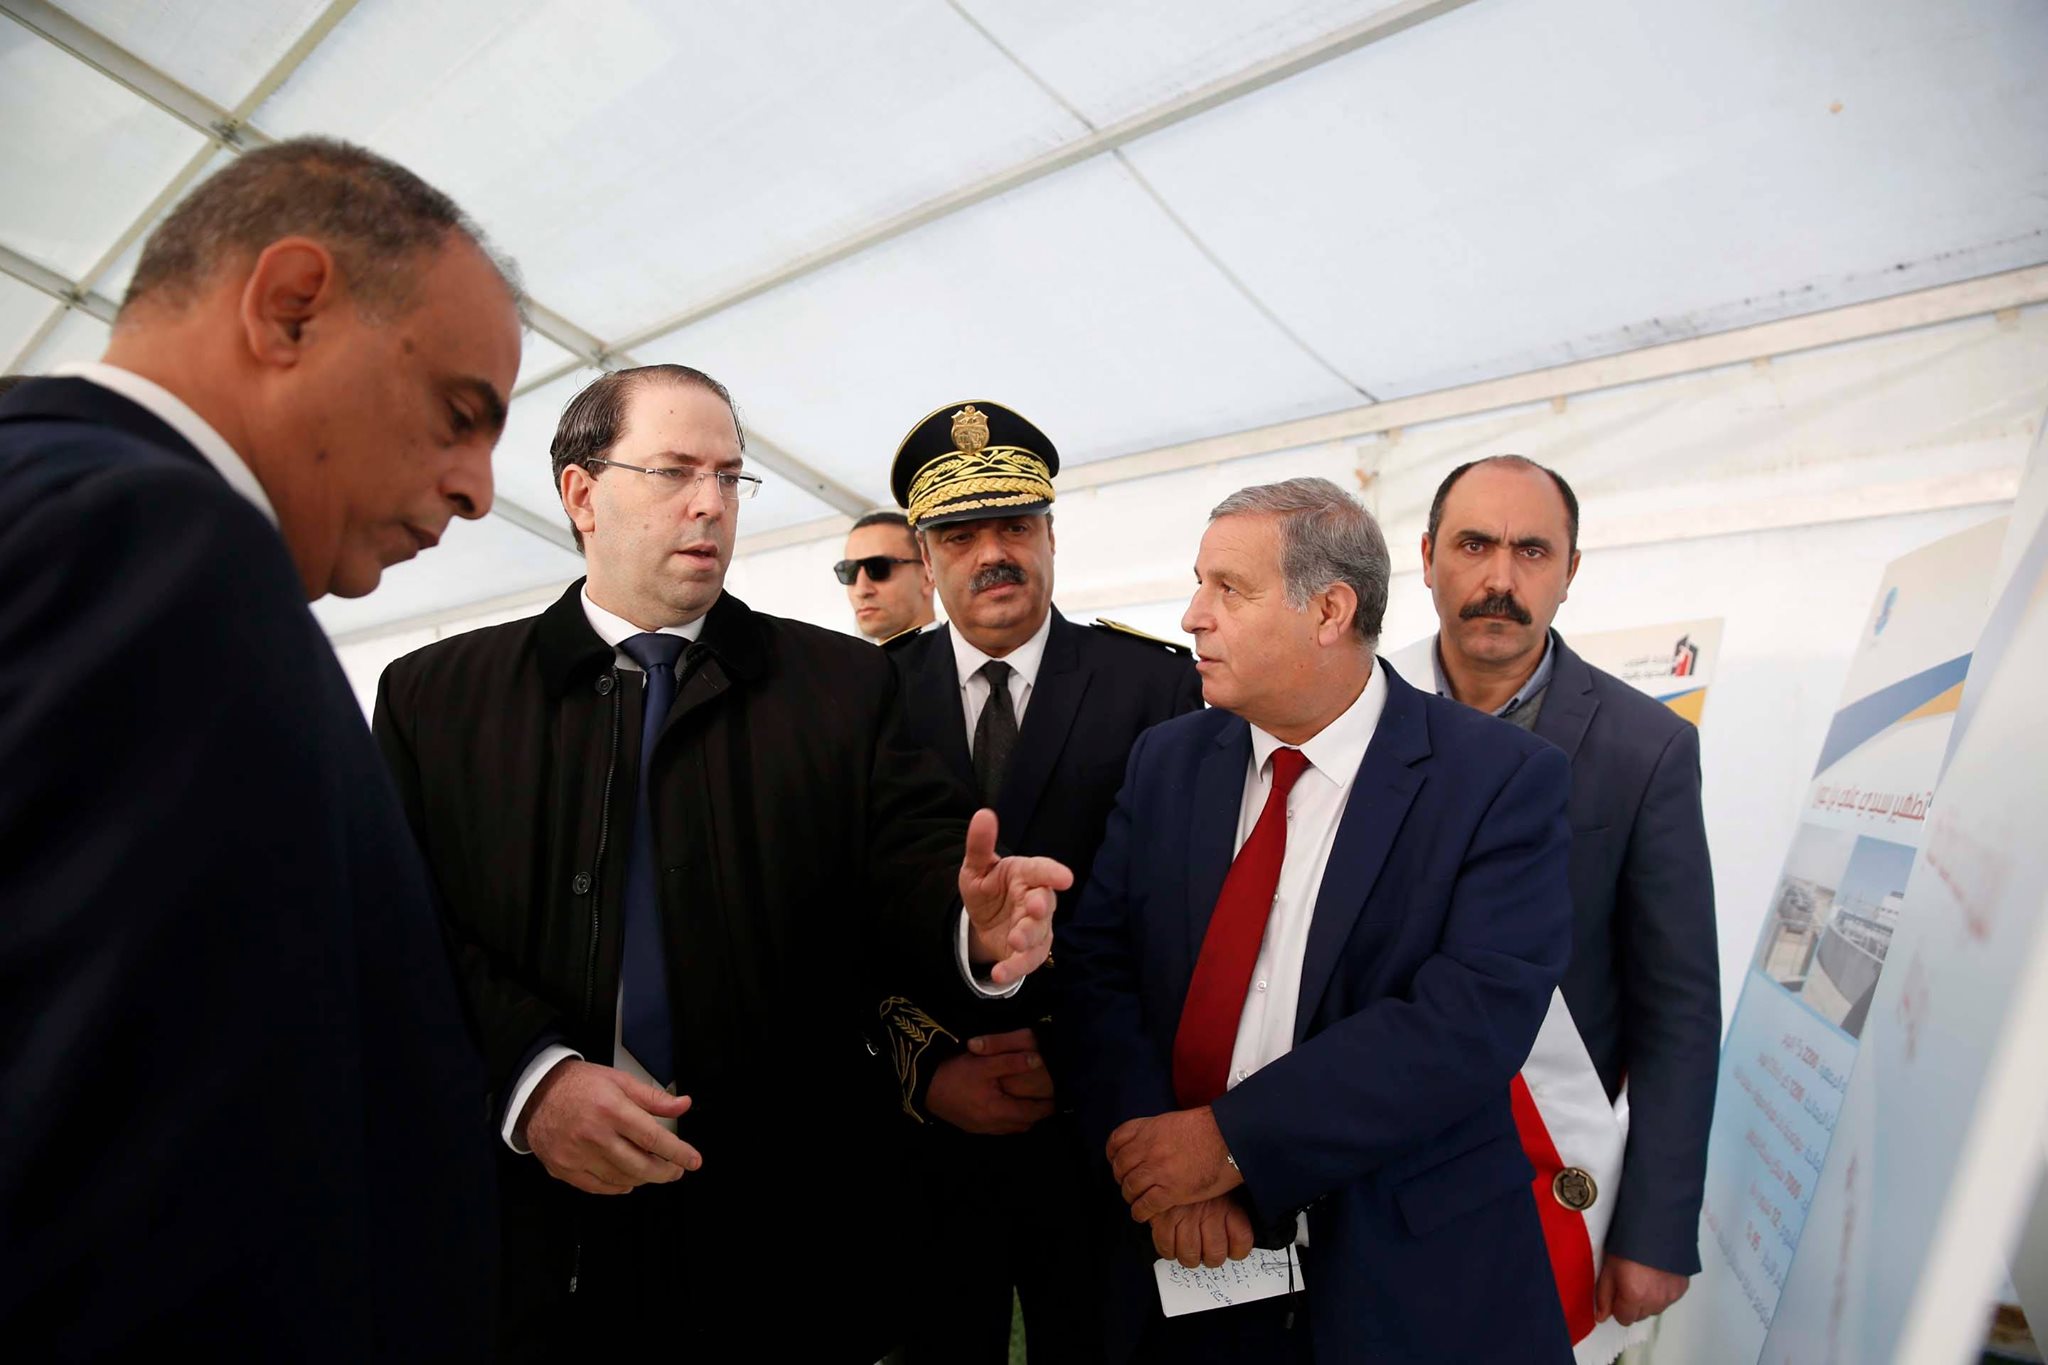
[{"xmin": 1153, "ymin": 1246, "xmax": 1303, "ymax": 1317}]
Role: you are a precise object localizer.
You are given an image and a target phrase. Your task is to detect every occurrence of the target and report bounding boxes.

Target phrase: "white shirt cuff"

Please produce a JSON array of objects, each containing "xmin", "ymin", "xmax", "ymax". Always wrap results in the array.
[
  {"xmin": 500, "ymin": 1044, "xmax": 582, "ymax": 1153},
  {"xmin": 956, "ymin": 907, "xmax": 1023, "ymax": 999}
]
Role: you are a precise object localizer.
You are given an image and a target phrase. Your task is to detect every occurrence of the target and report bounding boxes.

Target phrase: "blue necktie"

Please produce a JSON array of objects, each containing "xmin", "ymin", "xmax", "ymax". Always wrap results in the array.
[{"xmin": 620, "ymin": 631, "xmax": 687, "ymax": 1087}]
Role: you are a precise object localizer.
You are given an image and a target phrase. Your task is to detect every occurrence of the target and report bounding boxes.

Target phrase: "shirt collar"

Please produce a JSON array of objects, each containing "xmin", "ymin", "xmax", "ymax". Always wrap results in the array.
[
  {"xmin": 948, "ymin": 610, "xmax": 1053, "ymax": 691},
  {"xmin": 51, "ymin": 361, "xmax": 276, "ymax": 527},
  {"xmin": 1248, "ymin": 659, "xmax": 1388, "ymax": 787},
  {"xmin": 1429, "ymin": 629, "xmax": 1556, "ymax": 718},
  {"xmin": 580, "ymin": 584, "xmax": 706, "ymax": 651}
]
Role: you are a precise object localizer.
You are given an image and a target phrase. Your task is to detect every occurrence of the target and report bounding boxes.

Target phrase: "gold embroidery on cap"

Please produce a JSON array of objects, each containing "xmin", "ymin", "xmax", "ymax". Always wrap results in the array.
[{"xmin": 905, "ymin": 446, "xmax": 1053, "ymax": 527}]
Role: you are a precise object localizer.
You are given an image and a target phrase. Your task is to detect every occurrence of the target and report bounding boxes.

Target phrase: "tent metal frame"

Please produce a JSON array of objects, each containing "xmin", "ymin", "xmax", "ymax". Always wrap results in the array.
[
  {"xmin": 0, "ymin": 0, "xmax": 1478, "ymax": 532},
  {"xmin": 0, "ymin": 0, "xmax": 877, "ymax": 528}
]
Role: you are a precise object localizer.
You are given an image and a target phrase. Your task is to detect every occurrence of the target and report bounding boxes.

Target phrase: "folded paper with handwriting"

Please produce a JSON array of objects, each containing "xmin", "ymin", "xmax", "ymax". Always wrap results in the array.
[{"xmin": 1153, "ymin": 1246, "xmax": 1303, "ymax": 1317}]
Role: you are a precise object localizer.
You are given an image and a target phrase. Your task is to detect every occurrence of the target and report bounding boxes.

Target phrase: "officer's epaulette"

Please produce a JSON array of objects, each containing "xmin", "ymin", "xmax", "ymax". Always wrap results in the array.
[
  {"xmin": 1090, "ymin": 617, "xmax": 1191, "ymax": 656},
  {"xmin": 879, "ymin": 624, "xmax": 926, "ymax": 654}
]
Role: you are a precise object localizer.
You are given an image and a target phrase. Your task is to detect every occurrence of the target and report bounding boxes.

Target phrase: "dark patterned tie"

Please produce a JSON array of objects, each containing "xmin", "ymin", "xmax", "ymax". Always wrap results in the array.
[
  {"xmin": 619, "ymin": 631, "xmax": 686, "ymax": 1087},
  {"xmin": 972, "ymin": 659, "xmax": 1018, "ymax": 807}
]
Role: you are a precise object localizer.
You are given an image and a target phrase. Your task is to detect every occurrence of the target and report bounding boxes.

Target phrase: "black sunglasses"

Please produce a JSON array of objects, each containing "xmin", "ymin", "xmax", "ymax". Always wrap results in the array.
[{"xmin": 833, "ymin": 555, "xmax": 921, "ymax": 586}]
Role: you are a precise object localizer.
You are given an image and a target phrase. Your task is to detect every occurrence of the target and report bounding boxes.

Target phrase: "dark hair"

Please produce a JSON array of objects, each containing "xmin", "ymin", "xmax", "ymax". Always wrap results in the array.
[
  {"xmin": 1426, "ymin": 455, "xmax": 1579, "ymax": 558},
  {"xmin": 851, "ymin": 509, "xmax": 911, "ymax": 534},
  {"xmin": 549, "ymin": 364, "xmax": 745, "ymax": 551},
  {"xmin": 123, "ymin": 136, "xmax": 518, "ymax": 320},
  {"xmin": 1209, "ymin": 477, "xmax": 1390, "ymax": 645},
  {"xmin": 850, "ymin": 508, "xmax": 917, "ymax": 553},
  {"xmin": 0, "ymin": 375, "xmax": 29, "ymax": 400}
]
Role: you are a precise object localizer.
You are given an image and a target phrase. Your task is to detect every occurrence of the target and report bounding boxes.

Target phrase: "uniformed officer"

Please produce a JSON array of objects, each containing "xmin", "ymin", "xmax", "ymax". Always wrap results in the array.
[{"xmin": 874, "ymin": 401, "xmax": 1203, "ymax": 1364}]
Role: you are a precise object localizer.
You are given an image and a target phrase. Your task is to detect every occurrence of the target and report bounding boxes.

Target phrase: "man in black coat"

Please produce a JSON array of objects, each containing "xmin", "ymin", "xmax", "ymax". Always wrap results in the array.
[
  {"xmin": 1393, "ymin": 454, "xmax": 1719, "ymax": 1348},
  {"xmin": 0, "ymin": 140, "xmax": 522, "ymax": 1357},
  {"xmin": 874, "ymin": 402, "xmax": 1204, "ymax": 1364},
  {"xmin": 373, "ymin": 367, "xmax": 1072, "ymax": 1362}
]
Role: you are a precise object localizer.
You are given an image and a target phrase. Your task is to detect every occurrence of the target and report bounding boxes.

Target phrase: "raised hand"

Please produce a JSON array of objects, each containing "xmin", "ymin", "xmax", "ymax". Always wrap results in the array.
[{"xmin": 959, "ymin": 808, "xmax": 1072, "ymax": 985}]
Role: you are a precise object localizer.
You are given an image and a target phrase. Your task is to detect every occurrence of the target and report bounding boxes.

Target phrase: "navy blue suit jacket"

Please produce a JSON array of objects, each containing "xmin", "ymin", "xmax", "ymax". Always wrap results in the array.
[
  {"xmin": 1535, "ymin": 634, "xmax": 1719, "ymax": 1274},
  {"xmin": 0, "ymin": 379, "xmax": 495, "ymax": 1358},
  {"xmin": 1061, "ymin": 661, "xmax": 1576, "ymax": 1364}
]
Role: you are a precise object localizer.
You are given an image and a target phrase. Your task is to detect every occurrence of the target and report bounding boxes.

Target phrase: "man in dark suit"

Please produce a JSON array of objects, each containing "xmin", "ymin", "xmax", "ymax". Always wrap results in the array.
[
  {"xmin": 0, "ymin": 139, "xmax": 522, "ymax": 1357},
  {"xmin": 373, "ymin": 367, "xmax": 1072, "ymax": 1362},
  {"xmin": 875, "ymin": 401, "xmax": 1203, "ymax": 1363},
  {"xmin": 1061, "ymin": 476, "xmax": 1578, "ymax": 1365},
  {"xmin": 1393, "ymin": 454, "xmax": 1719, "ymax": 1349}
]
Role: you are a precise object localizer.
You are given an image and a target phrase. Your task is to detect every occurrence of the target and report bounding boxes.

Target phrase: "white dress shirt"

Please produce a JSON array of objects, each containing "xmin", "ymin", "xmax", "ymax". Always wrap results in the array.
[
  {"xmin": 1223, "ymin": 663, "xmax": 1389, "ymax": 1242},
  {"xmin": 49, "ymin": 361, "xmax": 276, "ymax": 525},
  {"xmin": 941, "ymin": 612, "xmax": 1056, "ymax": 1004},
  {"xmin": 947, "ymin": 610, "xmax": 1052, "ymax": 749}
]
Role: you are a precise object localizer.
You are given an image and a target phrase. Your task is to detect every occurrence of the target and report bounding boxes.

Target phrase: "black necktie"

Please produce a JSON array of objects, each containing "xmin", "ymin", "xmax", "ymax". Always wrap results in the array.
[
  {"xmin": 973, "ymin": 659, "xmax": 1018, "ymax": 807},
  {"xmin": 619, "ymin": 632, "xmax": 686, "ymax": 1087}
]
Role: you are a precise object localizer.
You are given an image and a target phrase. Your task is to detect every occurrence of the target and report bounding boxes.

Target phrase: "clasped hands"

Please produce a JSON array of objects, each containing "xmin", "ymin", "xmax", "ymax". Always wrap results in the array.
[{"xmin": 1108, "ymin": 1106, "xmax": 1255, "ymax": 1269}]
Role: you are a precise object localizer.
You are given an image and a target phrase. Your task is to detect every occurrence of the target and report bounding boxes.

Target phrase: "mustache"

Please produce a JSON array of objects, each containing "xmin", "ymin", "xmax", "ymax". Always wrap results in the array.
[
  {"xmin": 1461, "ymin": 592, "xmax": 1532, "ymax": 625},
  {"xmin": 969, "ymin": 561, "xmax": 1029, "ymax": 594}
]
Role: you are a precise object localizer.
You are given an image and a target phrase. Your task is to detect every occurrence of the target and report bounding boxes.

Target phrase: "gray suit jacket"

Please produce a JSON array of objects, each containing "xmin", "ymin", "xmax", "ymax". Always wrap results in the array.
[{"xmin": 1534, "ymin": 632, "xmax": 1719, "ymax": 1275}]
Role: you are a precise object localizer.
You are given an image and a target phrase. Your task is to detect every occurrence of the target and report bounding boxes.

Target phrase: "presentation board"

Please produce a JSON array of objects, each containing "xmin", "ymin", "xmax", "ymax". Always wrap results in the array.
[{"xmin": 1656, "ymin": 517, "xmax": 2007, "ymax": 1362}]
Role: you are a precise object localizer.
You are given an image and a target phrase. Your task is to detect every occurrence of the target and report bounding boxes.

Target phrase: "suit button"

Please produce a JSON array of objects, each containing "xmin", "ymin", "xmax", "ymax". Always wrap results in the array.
[
  {"xmin": 595, "ymin": 674, "xmax": 614, "ymax": 695},
  {"xmin": 572, "ymin": 873, "xmax": 592, "ymax": 895}
]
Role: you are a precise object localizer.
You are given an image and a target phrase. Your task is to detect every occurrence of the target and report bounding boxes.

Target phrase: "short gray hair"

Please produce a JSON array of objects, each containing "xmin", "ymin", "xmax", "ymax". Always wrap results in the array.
[
  {"xmin": 124, "ymin": 136, "xmax": 520, "ymax": 321},
  {"xmin": 1209, "ymin": 477, "xmax": 1389, "ymax": 644}
]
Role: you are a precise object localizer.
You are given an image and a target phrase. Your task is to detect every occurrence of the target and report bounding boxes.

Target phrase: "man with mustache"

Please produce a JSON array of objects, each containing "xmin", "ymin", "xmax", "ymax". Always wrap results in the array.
[
  {"xmin": 373, "ymin": 368, "xmax": 1072, "ymax": 1360},
  {"xmin": 875, "ymin": 401, "xmax": 1202, "ymax": 1363},
  {"xmin": 1389, "ymin": 455, "xmax": 1719, "ymax": 1359},
  {"xmin": 0, "ymin": 139, "xmax": 518, "ymax": 1357}
]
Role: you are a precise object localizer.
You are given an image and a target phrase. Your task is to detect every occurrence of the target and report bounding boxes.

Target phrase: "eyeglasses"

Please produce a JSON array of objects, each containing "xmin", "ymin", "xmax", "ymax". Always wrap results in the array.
[
  {"xmin": 583, "ymin": 458, "xmax": 762, "ymax": 502},
  {"xmin": 833, "ymin": 555, "xmax": 922, "ymax": 585}
]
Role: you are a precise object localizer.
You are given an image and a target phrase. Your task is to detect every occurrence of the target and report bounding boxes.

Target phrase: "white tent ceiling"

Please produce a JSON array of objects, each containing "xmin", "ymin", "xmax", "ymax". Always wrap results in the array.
[{"xmin": 3, "ymin": 0, "xmax": 2044, "ymax": 639}]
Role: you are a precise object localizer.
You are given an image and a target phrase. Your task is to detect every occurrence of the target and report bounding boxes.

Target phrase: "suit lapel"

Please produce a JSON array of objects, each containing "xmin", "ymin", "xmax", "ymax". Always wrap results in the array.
[
  {"xmin": 0, "ymin": 376, "xmax": 201, "ymax": 462},
  {"xmin": 1185, "ymin": 718, "xmax": 1253, "ymax": 966},
  {"xmin": 910, "ymin": 625, "xmax": 976, "ymax": 792},
  {"xmin": 1531, "ymin": 633, "xmax": 1598, "ymax": 765},
  {"xmin": 1294, "ymin": 667, "xmax": 1430, "ymax": 1040},
  {"xmin": 996, "ymin": 610, "xmax": 1088, "ymax": 835}
]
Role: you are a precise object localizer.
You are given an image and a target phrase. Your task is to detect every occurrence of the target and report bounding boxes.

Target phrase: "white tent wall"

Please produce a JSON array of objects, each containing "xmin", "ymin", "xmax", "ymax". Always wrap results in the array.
[{"xmin": 336, "ymin": 303, "xmax": 2048, "ymax": 1028}]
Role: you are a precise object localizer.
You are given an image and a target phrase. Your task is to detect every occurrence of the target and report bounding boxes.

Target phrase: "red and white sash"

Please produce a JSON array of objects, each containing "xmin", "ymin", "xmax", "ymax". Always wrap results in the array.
[{"xmin": 1516, "ymin": 990, "xmax": 1646, "ymax": 1364}]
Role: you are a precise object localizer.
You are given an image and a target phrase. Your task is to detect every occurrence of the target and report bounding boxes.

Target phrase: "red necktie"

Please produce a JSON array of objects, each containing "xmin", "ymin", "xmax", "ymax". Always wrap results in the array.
[{"xmin": 1172, "ymin": 747, "xmax": 1312, "ymax": 1108}]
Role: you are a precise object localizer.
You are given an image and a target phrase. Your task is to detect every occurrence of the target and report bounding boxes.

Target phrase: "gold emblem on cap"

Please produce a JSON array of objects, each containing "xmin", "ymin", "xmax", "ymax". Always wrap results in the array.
[
  {"xmin": 1552, "ymin": 1167, "xmax": 1597, "ymax": 1212},
  {"xmin": 951, "ymin": 405, "xmax": 990, "ymax": 455}
]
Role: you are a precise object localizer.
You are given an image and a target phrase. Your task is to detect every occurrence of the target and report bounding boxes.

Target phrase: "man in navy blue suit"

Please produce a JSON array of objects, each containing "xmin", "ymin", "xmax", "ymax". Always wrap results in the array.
[
  {"xmin": 1061, "ymin": 477, "xmax": 1577, "ymax": 1364},
  {"xmin": 0, "ymin": 139, "xmax": 522, "ymax": 1357}
]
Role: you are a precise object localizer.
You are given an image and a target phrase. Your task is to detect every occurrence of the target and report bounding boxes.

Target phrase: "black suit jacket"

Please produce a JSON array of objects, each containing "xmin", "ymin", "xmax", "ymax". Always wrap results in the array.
[
  {"xmin": 375, "ymin": 583, "xmax": 974, "ymax": 1356},
  {"xmin": 0, "ymin": 378, "xmax": 496, "ymax": 1357},
  {"xmin": 1535, "ymin": 632, "xmax": 1720, "ymax": 1274},
  {"xmin": 878, "ymin": 609, "xmax": 1202, "ymax": 1113}
]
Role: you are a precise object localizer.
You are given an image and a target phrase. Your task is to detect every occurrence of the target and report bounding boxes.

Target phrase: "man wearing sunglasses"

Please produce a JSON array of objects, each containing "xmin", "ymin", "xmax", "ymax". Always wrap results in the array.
[
  {"xmin": 874, "ymin": 401, "xmax": 1203, "ymax": 1364},
  {"xmin": 837, "ymin": 508, "xmax": 935, "ymax": 642},
  {"xmin": 373, "ymin": 366, "xmax": 1073, "ymax": 1361}
]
